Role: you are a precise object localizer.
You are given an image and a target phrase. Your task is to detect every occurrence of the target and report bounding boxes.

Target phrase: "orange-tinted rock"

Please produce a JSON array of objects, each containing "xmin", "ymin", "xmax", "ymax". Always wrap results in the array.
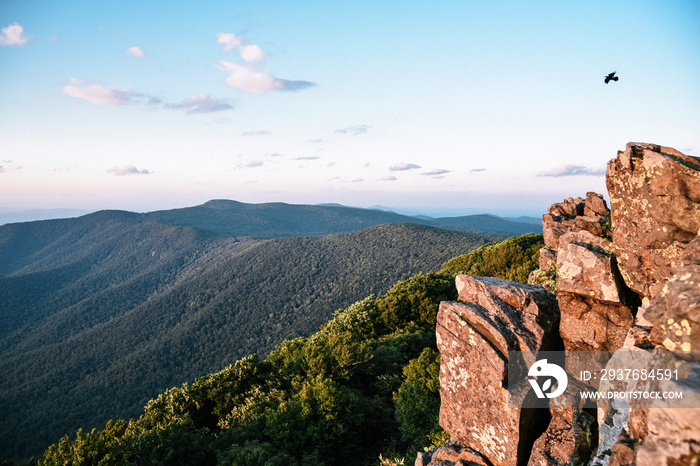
[
  {"xmin": 606, "ymin": 142, "xmax": 700, "ymax": 298},
  {"xmin": 646, "ymin": 234, "xmax": 700, "ymax": 353},
  {"xmin": 436, "ymin": 276, "xmax": 559, "ymax": 466},
  {"xmin": 557, "ymin": 292, "xmax": 633, "ymax": 351}
]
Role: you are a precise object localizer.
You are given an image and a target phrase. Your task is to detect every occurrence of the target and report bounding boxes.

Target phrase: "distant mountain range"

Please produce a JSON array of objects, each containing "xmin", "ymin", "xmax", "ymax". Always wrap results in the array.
[
  {"xmin": 144, "ymin": 199, "xmax": 542, "ymax": 237},
  {"xmin": 0, "ymin": 208, "xmax": 92, "ymax": 226},
  {"xmin": 0, "ymin": 199, "xmax": 529, "ymax": 461},
  {"xmin": 1, "ymin": 200, "xmax": 542, "ymax": 236}
]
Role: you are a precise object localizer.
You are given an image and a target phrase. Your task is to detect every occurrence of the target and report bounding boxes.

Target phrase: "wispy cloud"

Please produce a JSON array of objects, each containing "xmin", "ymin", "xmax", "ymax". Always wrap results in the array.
[
  {"xmin": 166, "ymin": 95, "xmax": 233, "ymax": 114},
  {"xmin": 125, "ymin": 46, "xmax": 147, "ymax": 58},
  {"xmin": 422, "ymin": 168, "xmax": 451, "ymax": 176},
  {"xmin": 217, "ymin": 61, "xmax": 315, "ymax": 94},
  {"xmin": 389, "ymin": 162, "xmax": 421, "ymax": 171},
  {"xmin": 537, "ymin": 164, "xmax": 606, "ymax": 177},
  {"xmin": 0, "ymin": 23, "xmax": 31, "ymax": 46},
  {"xmin": 291, "ymin": 156, "xmax": 320, "ymax": 161},
  {"xmin": 106, "ymin": 165, "xmax": 151, "ymax": 176},
  {"xmin": 335, "ymin": 125, "xmax": 370, "ymax": 136},
  {"xmin": 63, "ymin": 79, "xmax": 233, "ymax": 116},
  {"xmin": 62, "ymin": 78, "xmax": 145, "ymax": 106},
  {"xmin": 470, "ymin": 168, "xmax": 486, "ymax": 173},
  {"xmin": 380, "ymin": 175, "xmax": 398, "ymax": 181},
  {"xmin": 245, "ymin": 161, "xmax": 264, "ymax": 167}
]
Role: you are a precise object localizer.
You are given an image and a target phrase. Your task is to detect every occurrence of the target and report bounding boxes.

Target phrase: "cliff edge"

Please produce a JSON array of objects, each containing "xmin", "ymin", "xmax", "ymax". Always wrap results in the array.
[{"xmin": 420, "ymin": 143, "xmax": 700, "ymax": 466}]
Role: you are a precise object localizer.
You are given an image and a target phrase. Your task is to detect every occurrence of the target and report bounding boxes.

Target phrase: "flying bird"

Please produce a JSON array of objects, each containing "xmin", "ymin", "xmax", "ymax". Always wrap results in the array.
[{"xmin": 604, "ymin": 71, "xmax": 619, "ymax": 84}]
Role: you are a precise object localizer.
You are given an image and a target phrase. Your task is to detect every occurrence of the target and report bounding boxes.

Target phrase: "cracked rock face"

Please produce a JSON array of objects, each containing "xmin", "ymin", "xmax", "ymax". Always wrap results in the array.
[
  {"xmin": 606, "ymin": 142, "xmax": 700, "ymax": 299},
  {"xmin": 425, "ymin": 143, "xmax": 700, "ymax": 466},
  {"xmin": 436, "ymin": 276, "xmax": 559, "ymax": 466}
]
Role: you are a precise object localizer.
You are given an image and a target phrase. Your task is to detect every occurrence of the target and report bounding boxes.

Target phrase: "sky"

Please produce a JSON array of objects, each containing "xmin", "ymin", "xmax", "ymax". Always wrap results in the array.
[{"xmin": 1, "ymin": 0, "xmax": 699, "ymax": 218}]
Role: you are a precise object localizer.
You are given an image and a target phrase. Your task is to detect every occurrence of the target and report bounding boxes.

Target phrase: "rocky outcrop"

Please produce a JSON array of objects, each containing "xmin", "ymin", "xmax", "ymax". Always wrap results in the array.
[
  {"xmin": 423, "ymin": 143, "xmax": 700, "ymax": 466},
  {"xmin": 435, "ymin": 276, "xmax": 560, "ymax": 466},
  {"xmin": 539, "ymin": 192, "xmax": 611, "ymax": 271},
  {"xmin": 606, "ymin": 143, "xmax": 700, "ymax": 299}
]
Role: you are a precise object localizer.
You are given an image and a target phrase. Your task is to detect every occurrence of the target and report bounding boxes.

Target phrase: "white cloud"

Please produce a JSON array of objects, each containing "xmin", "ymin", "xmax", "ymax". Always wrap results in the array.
[
  {"xmin": 245, "ymin": 161, "xmax": 264, "ymax": 167},
  {"xmin": 166, "ymin": 94, "xmax": 233, "ymax": 114},
  {"xmin": 217, "ymin": 61, "xmax": 283, "ymax": 94},
  {"xmin": 62, "ymin": 79, "xmax": 144, "ymax": 106},
  {"xmin": 216, "ymin": 32, "xmax": 244, "ymax": 52},
  {"xmin": 106, "ymin": 165, "xmax": 151, "ymax": 176},
  {"xmin": 239, "ymin": 44, "xmax": 265, "ymax": 62},
  {"xmin": 380, "ymin": 175, "xmax": 398, "ymax": 181},
  {"xmin": 470, "ymin": 168, "xmax": 486, "ymax": 173},
  {"xmin": 537, "ymin": 164, "xmax": 606, "ymax": 177},
  {"xmin": 389, "ymin": 162, "xmax": 421, "ymax": 171},
  {"xmin": 218, "ymin": 61, "xmax": 316, "ymax": 94},
  {"xmin": 126, "ymin": 46, "xmax": 147, "ymax": 58},
  {"xmin": 0, "ymin": 23, "xmax": 31, "ymax": 46},
  {"xmin": 216, "ymin": 32, "xmax": 316, "ymax": 94},
  {"xmin": 217, "ymin": 32, "xmax": 266, "ymax": 62},
  {"xmin": 422, "ymin": 168, "xmax": 451, "ymax": 176}
]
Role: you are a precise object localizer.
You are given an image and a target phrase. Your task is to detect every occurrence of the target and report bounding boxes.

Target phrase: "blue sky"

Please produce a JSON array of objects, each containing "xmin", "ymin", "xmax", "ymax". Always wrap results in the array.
[{"xmin": 1, "ymin": 0, "xmax": 698, "ymax": 217}]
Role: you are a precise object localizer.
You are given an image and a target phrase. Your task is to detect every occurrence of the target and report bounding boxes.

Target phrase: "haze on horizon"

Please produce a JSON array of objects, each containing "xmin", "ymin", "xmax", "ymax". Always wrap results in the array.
[{"xmin": 1, "ymin": 0, "xmax": 698, "ymax": 218}]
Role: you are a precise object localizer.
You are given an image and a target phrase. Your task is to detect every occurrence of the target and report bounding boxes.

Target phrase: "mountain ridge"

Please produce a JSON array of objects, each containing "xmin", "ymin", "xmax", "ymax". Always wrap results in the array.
[{"xmin": 0, "ymin": 211, "xmax": 502, "ymax": 461}]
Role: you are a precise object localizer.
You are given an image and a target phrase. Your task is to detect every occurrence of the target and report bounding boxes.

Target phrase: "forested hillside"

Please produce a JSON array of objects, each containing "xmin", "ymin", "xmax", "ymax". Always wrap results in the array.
[
  {"xmin": 25, "ymin": 233, "xmax": 543, "ymax": 466},
  {"xmin": 0, "ymin": 211, "xmax": 501, "ymax": 461}
]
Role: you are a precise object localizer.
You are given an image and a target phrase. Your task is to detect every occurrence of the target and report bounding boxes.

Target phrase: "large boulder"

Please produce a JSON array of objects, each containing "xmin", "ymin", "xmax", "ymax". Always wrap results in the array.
[
  {"xmin": 436, "ymin": 275, "xmax": 559, "ymax": 466},
  {"xmin": 608, "ymin": 235, "xmax": 700, "ymax": 465},
  {"xmin": 646, "ymin": 234, "xmax": 700, "ymax": 353},
  {"xmin": 606, "ymin": 142, "xmax": 700, "ymax": 298},
  {"xmin": 555, "ymin": 230, "xmax": 637, "ymax": 351}
]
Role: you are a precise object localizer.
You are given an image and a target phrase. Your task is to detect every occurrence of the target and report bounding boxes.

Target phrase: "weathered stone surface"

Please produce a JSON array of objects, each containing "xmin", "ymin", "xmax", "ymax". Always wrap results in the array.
[
  {"xmin": 555, "ymin": 230, "xmax": 638, "ymax": 352},
  {"xmin": 527, "ymin": 408, "xmax": 598, "ymax": 466},
  {"xmin": 436, "ymin": 300, "xmax": 518, "ymax": 466},
  {"xmin": 646, "ymin": 234, "xmax": 700, "ymax": 353},
  {"xmin": 526, "ymin": 408, "xmax": 576, "ymax": 466},
  {"xmin": 417, "ymin": 440, "xmax": 491, "ymax": 466},
  {"xmin": 622, "ymin": 353, "xmax": 700, "ymax": 466},
  {"xmin": 558, "ymin": 292, "xmax": 633, "ymax": 352},
  {"xmin": 606, "ymin": 142, "xmax": 700, "ymax": 298},
  {"xmin": 437, "ymin": 275, "xmax": 560, "ymax": 466},
  {"xmin": 537, "ymin": 246, "xmax": 557, "ymax": 272},
  {"xmin": 541, "ymin": 193, "xmax": 611, "ymax": 254},
  {"xmin": 454, "ymin": 275, "xmax": 560, "ymax": 352},
  {"xmin": 430, "ymin": 143, "xmax": 699, "ymax": 466},
  {"xmin": 556, "ymin": 231, "xmax": 621, "ymax": 303},
  {"xmin": 584, "ymin": 191, "xmax": 610, "ymax": 218}
]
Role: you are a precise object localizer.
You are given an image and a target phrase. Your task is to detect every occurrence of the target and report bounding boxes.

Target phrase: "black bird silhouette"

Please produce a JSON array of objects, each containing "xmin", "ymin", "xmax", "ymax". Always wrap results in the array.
[{"xmin": 604, "ymin": 71, "xmax": 619, "ymax": 84}]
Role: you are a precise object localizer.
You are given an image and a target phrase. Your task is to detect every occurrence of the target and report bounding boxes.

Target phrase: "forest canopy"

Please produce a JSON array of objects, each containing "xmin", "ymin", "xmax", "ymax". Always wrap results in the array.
[{"xmin": 21, "ymin": 233, "xmax": 544, "ymax": 466}]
